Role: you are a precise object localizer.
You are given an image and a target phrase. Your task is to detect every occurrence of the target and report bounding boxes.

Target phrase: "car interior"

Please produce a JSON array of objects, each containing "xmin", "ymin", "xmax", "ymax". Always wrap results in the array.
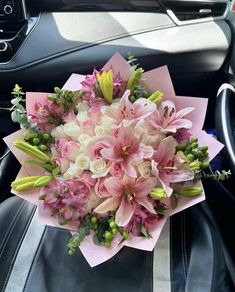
[{"xmin": 0, "ymin": 0, "xmax": 235, "ymax": 291}]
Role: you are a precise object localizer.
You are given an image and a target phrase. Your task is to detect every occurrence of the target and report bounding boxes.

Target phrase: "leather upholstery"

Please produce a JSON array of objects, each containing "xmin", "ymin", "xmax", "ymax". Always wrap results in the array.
[{"xmin": 0, "ymin": 195, "xmax": 234, "ymax": 292}]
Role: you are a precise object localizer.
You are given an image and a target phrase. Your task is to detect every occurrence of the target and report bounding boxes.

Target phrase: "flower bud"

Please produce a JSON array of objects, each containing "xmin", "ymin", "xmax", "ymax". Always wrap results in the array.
[
  {"xmin": 148, "ymin": 91, "xmax": 164, "ymax": 104},
  {"xmin": 178, "ymin": 186, "xmax": 203, "ymax": 197},
  {"xmin": 127, "ymin": 67, "xmax": 144, "ymax": 91},
  {"xmin": 96, "ymin": 70, "xmax": 113, "ymax": 104},
  {"xmin": 150, "ymin": 187, "xmax": 167, "ymax": 200}
]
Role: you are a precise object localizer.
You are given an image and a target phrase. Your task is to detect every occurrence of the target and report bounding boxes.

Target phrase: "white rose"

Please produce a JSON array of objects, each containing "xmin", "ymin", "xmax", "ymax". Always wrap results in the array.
[
  {"xmin": 138, "ymin": 161, "xmax": 151, "ymax": 178},
  {"xmin": 101, "ymin": 115, "xmax": 115, "ymax": 128},
  {"xmin": 63, "ymin": 121, "xmax": 81, "ymax": 140},
  {"xmin": 63, "ymin": 163, "xmax": 81, "ymax": 179},
  {"xmin": 78, "ymin": 133, "xmax": 92, "ymax": 145},
  {"xmin": 76, "ymin": 110, "xmax": 88, "ymax": 122},
  {"xmin": 76, "ymin": 101, "xmax": 89, "ymax": 112},
  {"xmin": 75, "ymin": 154, "xmax": 90, "ymax": 170},
  {"xmin": 51, "ymin": 125, "xmax": 67, "ymax": 139},
  {"xmin": 90, "ymin": 159, "xmax": 110, "ymax": 179},
  {"xmin": 94, "ymin": 125, "xmax": 106, "ymax": 137}
]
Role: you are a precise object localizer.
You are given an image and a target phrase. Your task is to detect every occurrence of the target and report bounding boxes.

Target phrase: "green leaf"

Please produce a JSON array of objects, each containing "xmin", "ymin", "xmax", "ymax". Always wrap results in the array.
[
  {"xmin": 11, "ymin": 97, "xmax": 21, "ymax": 105},
  {"xmin": 155, "ymin": 205, "xmax": 166, "ymax": 216},
  {"xmin": 93, "ymin": 234, "xmax": 100, "ymax": 245},
  {"xmin": 52, "ymin": 167, "xmax": 61, "ymax": 177},
  {"xmin": 140, "ymin": 224, "xmax": 152, "ymax": 239},
  {"xmin": 171, "ymin": 194, "xmax": 178, "ymax": 210},
  {"xmin": 16, "ymin": 104, "xmax": 26, "ymax": 113},
  {"xmin": 11, "ymin": 111, "xmax": 21, "ymax": 123}
]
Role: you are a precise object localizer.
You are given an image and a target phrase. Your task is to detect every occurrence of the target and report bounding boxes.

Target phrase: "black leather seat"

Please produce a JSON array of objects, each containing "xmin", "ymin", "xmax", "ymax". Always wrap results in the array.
[{"xmin": 0, "ymin": 194, "xmax": 234, "ymax": 292}]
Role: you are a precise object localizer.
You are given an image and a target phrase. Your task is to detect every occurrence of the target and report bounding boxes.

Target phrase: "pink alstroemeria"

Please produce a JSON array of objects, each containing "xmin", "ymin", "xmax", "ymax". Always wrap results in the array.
[
  {"xmin": 150, "ymin": 100, "xmax": 194, "ymax": 133},
  {"xmin": 102, "ymin": 90, "xmax": 156, "ymax": 127},
  {"xmin": 151, "ymin": 136, "xmax": 194, "ymax": 196},
  {"xmin": 100, "ymin": 125, "xmax": 153, "ymax": 177},
  {"xmin": 94, "ymin": 175, "xmax": 156, "ymax": 226}
]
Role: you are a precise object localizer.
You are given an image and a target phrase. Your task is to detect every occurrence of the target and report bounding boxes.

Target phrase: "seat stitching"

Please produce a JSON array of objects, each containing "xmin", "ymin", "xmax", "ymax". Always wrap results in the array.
[
  {"xmin": 0, "ymin": 200, "xmax": 26, "ymax": 256},
  {"xmin": 170, "ymin": 218, "xmax": 175, "ymax": 292},
  {"xmin": 0, "ymin": 206, "xmax": 36, "ymax": 292},
  {"xmin": 22, "ymin": 227, "xmax": 47, "ymax": 292},
  {"xmin": 181, "ymin": 213, "xmax": 187, "ymax": 280}
]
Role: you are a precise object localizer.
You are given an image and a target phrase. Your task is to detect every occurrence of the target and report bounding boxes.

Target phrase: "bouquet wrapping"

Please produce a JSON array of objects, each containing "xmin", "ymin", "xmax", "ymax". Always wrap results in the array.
[{"xmin": 4, "ymin": 53, "xmax": 224, "ymax": 267}]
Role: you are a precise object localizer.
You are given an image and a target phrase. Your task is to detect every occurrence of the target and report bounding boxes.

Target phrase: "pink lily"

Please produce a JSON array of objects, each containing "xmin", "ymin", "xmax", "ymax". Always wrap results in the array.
[
  {"xmin": 151, "ymin": 136, "xmax": 194, "ymax": 196},
  {"xmin": 94, "ymin": 175, "xmax": 156, "ymax": 226},
  {"xmin": 100, "ymin": 125, "xmax": 153, "ymax": 177},
  {"xmin": 150, "ymin": 100, "xmax": 194, "ymax": 133},
  {"xmin": 102, "ymin": 90, "xmax": 156, "ymax": 127}
]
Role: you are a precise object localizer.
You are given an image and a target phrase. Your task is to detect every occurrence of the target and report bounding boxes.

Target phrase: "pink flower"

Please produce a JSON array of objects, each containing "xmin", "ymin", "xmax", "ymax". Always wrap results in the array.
[
  {"xmin": 61, "ymin": 141, "xmax": 80, "ymax": 161},
  {"xmin": 94, "ymin": 175, "xmax": 156, "ymax": 226},
  {"xmin": 95, "ymin": 177, "xmax": 111, "ymax": 198},
  {"xmin": 88, "ymin": 141, "xmax": 108, "ymax": 160},
  {"xmin": 42, "ymin": 179, "xmax": 89, "ymax": 226},
  {"xmin": 109, "ymin": 162, "xmax": 123, "ymax": 177},
  {"xmin": 173, "ymin": 128, "xmax": 191, "ymax": 144},
  {"xmin": 123, "ymin": 202, "xmax": 164, "ymax": 236},
  {"xmin": 53, "ymin": 156, "xmax": 70, "ymax": 174},
  {"xmin": 102, "ymin": 90, "xmax": 156, "ymax": 127},
  {"xmin": 151, "ymin": 136, "xmax": 194, "ymax": 196},
  {"xmin": 100, "ymin": 125, "xmax": 153, "ymax": 177},
  {"xmin": 150, "ymin": 100, "xmax": 194, "ymax": 133}
]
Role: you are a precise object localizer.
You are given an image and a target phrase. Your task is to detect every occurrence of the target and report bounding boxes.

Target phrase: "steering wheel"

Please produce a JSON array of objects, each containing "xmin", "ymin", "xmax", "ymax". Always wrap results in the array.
[{"xmin": 215, "ymin": 83, "xmax": 235, "ymax": 176}]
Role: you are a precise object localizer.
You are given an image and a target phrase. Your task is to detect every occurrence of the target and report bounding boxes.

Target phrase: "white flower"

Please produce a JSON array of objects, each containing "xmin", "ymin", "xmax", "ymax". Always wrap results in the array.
[
  {"xmin": 138, "ymin": 161, "xmax": 151, "ymax": 178},
  {"xmin": 90, "ymin": 159, "xmax": 110, "ymax": 179},
  {"xmin": 76, "ymin": 101, "xmax": 89, "ymax": 112},
  {"xmin": 63, "ymin": 163, "xmax": 81, "ymax": 179},
  {"xmin": 100, "ymin": 115, "xmax": 115, "ymax": 128},
  {"xmin": 94, "ymin": 125, "xmax": 106, "ymax": 137},
  {"xmin": 78, "ymin": 133, "xmax": 92, "ymax": 145},
  {"xmin": 76, "ymin": 110, "xmax": 88, "ymax": 122},
  {"xmin": 75, "ymin": 154, "xmax": 90, "ymax": 170},
  {"xmin": 63, "ymin": 121, "xmax": 81, "ymax": 140},
  {"xmin": 51, "ymin": 125, "xmax": 67, "ymax": 139}
]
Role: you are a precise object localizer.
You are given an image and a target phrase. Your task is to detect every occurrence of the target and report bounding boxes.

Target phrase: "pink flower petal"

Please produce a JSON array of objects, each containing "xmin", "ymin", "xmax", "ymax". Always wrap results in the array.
[
  {"xmin": 140, "ymin": 144, "xmax": 154, "ymax": 159},
  {"xmin": 100, "ymin": 147, "xmax": 122, "ymax": 162},
  {"xmin": 104, "ymin": 177, "xmax": 124, "ymax": 197},
  {"xmin": 161, "ymin": 168, "xmax": 194, "ymax": 183},
  {"xmin": 135, "ymin": 197, "xmax": 156, "ymax": 214},
  {"xmin": 155, "ymin": 136, "xmax": 177, "ymax": 165},
  {"xmin": 133, "ymin": 178, "xmax": 156, "ymax": 197},
  {"xmin": 115, "ymin": 197, "xmax": 135, "ymax": 226},
  {"xmin": 94, "ymin": 197, "xmax": 120, "ymax": 214},
  {"xmin": 169, "ymin": 118, "xmax": 193, "ymax": 130},
  {"xmin": 175, "ymin": 107, "xmax": 195, "ymax": 119},
  {"xmin": 122, "ymin": 160, "xmax": 137, "ymax": 178}
]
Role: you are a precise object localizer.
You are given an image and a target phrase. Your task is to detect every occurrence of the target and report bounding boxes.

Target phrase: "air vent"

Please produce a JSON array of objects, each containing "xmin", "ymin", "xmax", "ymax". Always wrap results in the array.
[{"xmin": 161, "ymin": 0, "xmax": 229, "ymax": 22}]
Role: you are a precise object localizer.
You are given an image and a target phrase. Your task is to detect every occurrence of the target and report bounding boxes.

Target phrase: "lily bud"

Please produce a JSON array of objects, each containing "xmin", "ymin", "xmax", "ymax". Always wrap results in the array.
[
  {"xmin": 13, "ymin": 140, "xmax": 51, "ymax": 162},
  {"xmin": 11, "ymin": 176, "xmax": 41, "ymax": 188},
  {"xmin": 127, "ymin": 67, "xmax": 144, "ymax": 91},
  {"xmin": 178, "ymin": 186, "xmax": 203, "ymax": 197},
  {"xmin": 96, "ymin": 70, "xmax": 113, "ymax": 104},
  {"xmin": 188, "ymin": 161, "xmax": 201, "ymax": 171},
  {"xmin": 150, "ymin": 187, "xmax": 167, "ymax": 200},
  {"xmin": 34, "ymin": 176, "xmax": 53, "ymax": 187},
  {"xmin": 148, "ymin": 91, "xmax": 164, "ymax": 104}
]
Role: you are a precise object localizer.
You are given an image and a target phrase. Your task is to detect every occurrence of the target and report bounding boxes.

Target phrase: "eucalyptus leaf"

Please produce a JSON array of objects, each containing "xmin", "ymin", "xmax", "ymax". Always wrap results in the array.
[
  {"xmin": 11, "ymin": 111, "xmax": 20, "ymax": 123},
  {"xmin": 11, "ymin": 97, "xmax": 21, "ymax": 105}
]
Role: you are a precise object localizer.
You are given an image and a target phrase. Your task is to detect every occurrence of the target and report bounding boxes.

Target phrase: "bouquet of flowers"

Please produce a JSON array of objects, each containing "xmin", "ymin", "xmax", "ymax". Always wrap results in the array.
[{"xmin": 4, "ymin": 53, "xmax": 228, "ymax": 267}]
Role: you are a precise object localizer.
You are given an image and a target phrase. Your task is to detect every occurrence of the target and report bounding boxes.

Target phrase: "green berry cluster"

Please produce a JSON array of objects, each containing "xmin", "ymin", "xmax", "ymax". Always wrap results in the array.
[
  {"xmin": 23, "ymin": 131, "xmax": 51, "ymax": 153},
  {"xmin": 176, "ymin": 137, "xmax": 209, "ymax": 170},
  {"xmin": 90, "ymin": 216, "xmax": 129, "ymax": 248},
  {"xmin": 48, "ymin": 87, "xmax": 74, "ymax": 113}
]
